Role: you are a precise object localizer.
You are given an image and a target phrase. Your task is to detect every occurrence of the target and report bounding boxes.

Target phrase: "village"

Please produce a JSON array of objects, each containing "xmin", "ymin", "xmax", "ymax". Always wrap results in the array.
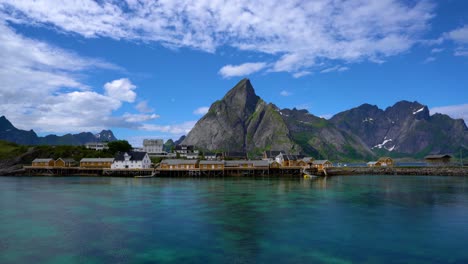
[{"xmin": 24, "ymin": 139, "xmax": 457, "ymax": 177}]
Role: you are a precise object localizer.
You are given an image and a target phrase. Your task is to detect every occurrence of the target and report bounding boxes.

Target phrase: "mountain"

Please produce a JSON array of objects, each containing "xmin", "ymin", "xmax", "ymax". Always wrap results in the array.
[
  {"xmin": 330, "ymin": 102, "xmax": 468, "ymax": 157},
  {"xmin": 182, "ymin": 79, "xmax": 374, "ymax": 160},
  {"xmin": 0, "ymin": 116, "xmax": 39, "ymax": 145},
  {"xmin": 183, "ymin": 79, "xmax": 467, "ymax": 160},
  {"xmin": 182, "ymin": 79, "xmax": 299, "ymax": 155},
  {"xmin": 0, "ymin": 116, "xmax": 117, "ymax": 146}
]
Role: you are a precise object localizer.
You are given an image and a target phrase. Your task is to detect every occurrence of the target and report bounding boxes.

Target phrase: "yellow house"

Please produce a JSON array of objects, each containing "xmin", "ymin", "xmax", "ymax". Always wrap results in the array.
[
  {"xmin": 32, "ymin": 158, "xmax": 54, "ymax": 167},
  {"xmin": 80, "ymin": 158, "xmax": 115, "ymax": 168},
  {"xmin": 377, "ymin": 157, "xmax": 394, "ymax": 167},
  {"xmin": 312, "ymin": 160, "xmax": 333, "ymax": 170},
  {"xmin": 367, "ymin": 161, "xmax": 382, "ymax": 167},
  {"xmin": 55, "ymin": 158, "xmax": 75, "ymax": 167},
  {"xmin": 269, "ymin": 161, "xmax": 281, "ymax": 169},
  {"xmin": 160, "ymin": 159, "xmax": 199, "ymax": 170},
  {"xmin": 199, "ymin": 160, "xmax": 224, "ymax": 170}
]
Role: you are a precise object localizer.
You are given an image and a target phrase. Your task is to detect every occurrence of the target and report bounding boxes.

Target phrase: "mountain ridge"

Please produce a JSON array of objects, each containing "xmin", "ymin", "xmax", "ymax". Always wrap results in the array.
[
  {"xmin": 0, "ymin": 116, "xmax": 117, "ymax": 146},
  {"xmin": 183, "ymin": 79, "xmax": 467, "ymax": 160}
]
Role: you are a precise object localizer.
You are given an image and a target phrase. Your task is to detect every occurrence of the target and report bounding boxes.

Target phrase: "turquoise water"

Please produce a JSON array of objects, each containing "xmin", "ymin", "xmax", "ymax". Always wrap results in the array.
[{"xmin": 1, "ymin": 176, "xmax": 468, "ymax": 264}]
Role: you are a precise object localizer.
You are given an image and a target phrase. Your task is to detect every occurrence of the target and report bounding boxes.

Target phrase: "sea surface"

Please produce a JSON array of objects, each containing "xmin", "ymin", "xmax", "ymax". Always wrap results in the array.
[{"xmin": 1, "ymin": 175, "xmax": 467, "ymax": 264}]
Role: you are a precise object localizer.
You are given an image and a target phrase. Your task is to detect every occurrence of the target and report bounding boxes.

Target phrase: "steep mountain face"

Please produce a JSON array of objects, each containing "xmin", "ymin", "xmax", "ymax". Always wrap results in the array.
[
  {"xmin": 0, "ymin": 116, "xmax": 39, "ymax": 145},
  {"xmin": 0, "ymin": 116, "xmax": 117, "ymax": 146},
  {"xmin": 182, "ymin": 79, "xmax": 373, "ymax": 160},
  {"xmin": 182, "ymin": 79, "xmax": 298, "ymax": 154},
  {"xmin": 330, "ymin": 101, "xmax": 468, "ymax": 156},
  {"xmin": 279, "ymin": 108, "xmax": 375, "ymax": 160}
]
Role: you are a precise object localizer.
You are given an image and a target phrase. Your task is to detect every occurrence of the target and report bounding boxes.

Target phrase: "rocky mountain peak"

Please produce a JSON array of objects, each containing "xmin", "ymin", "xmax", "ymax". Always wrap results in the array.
[
  {"xmin": 222, "ymin": 78, "xmax": 260, "ymax": 118},
  {"xmin": 385, "ymin": 100, "xmax": 430, "ymax": 121}
]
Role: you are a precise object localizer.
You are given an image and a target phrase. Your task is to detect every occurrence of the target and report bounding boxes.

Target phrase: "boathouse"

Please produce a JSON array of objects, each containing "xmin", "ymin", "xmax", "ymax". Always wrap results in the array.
[
  {"xmin": 367, "ymin": 161, "xmax": 382, "ymax": 167},
  {"xmin": 312, "ymin": 160, "xmax": 333, "ymax": 170},
  {"xmin": 80, "ymin": 158, "xmax": 115, "ymax": 168},
  {"xmin": 199, "ymin": 160, "xmax": 224, "ymax": 170},
  {"xmin": 31, "ymin": 158, "xmax": 54, "ymax": 167},
  {"xmin": 425, "ymin": 154, "xmax": 452, "ymax": 166},
  {"xmin": 160, "ymin": 159, "xmax": 199, "ymax": 170},
  {"xmin": 262, "ymin": 150, "xmax": 285, "ymax": 162},
  {"xmin": 377, "ymin": 157, "xmax": 394, "ymax": 167},
  {"xmin": 55, "ymin": 158, "xmax": 76, "ymax": 168}
]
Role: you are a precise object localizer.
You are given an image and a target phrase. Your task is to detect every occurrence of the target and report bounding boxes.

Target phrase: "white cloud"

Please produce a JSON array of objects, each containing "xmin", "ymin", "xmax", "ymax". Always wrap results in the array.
[
  {"xmin": 1, "ymin": 0, "xmax": 435, "ymax": 76},
  {"xmin": 430, "ymin": 104, "xmax": 468, "ymax": 124},
  {"xmin": 140, "ymin": 121, "xmax": 197, "ymax": 135},
  {"xmin": 446, "ymin": 26, "xmax": 468, "ymax": 44},
  {"xmin": 193, "ymin": 107, "xmax": 209, "ymax": 115},
  {"xmin": 135, "ymin": 101, "xmax": 154, "ymax": 113},
  {"xmin": 454, "ymin": 48, "xmax": 468, "ymax": 57},
  {"xmin": 218, "ymin": 62, "xmax": 267, "ymax": 78},
  {"xmin": 122, "ymin": 113, "xmax": 160, "ymax": 123},
  {"xmin": 104, "ymin": 78, "xmax": 137, "ymax": 103},
  {"xmin": 293, "ymin": 71, "xmax": 312, "ymax": 78},
  {"xmin": 423, "ymin": 57, "xmax": 436, "ymax": 63},
  {"xmin": 431, "ymin": 48, "xmax": 444, "ymax": 53},
  {"xmin": 321, "ymin": 66, "xmax": 349, "ymax": 73},
  {"xmin": 280, "ymin": 90, "xmax": 291, "ymax": 97}
]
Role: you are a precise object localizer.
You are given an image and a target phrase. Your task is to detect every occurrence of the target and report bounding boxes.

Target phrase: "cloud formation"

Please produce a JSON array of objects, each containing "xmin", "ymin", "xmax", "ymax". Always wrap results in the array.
[
  {"xmin": 104, "ymin": 78, "xmax": 137, "ymax": 103},
  {"xmin": 219, "ymin": 62, "xmax": 267, "ymax": 78},
  {"xmin": 0, "ymin": 0, "xmax": 435, "ymax": 76},
  {"xmin": 280, "ymin": 90, "xmax": 291, "ymax": 97},
  {"xmin": 430, "ymin": 104, "xmax": 468, "ymax": 124},
  {"xmin": 140, "ymin": 121, "xmax": 197, "ymax": 135},
  {"xmin": 193, "ymin": 107, "xmax": 210, "ymax": 115}
]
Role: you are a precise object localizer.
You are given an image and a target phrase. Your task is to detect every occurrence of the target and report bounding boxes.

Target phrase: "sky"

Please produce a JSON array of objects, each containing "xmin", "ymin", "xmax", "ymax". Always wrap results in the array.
[{"xmin": 0, "ymin": 0, "xmax": 467, "ymax": 147}]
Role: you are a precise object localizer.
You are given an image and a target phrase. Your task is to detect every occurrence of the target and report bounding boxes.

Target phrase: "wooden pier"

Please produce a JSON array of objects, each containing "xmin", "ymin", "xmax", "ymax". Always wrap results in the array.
[{"xmin": 24, "ymin": 165, "xmax": 315, "ymax": 177}]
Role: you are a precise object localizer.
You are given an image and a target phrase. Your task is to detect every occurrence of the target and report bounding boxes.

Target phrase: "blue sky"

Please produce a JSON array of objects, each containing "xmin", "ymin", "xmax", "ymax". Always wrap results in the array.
[{"xmin": 0, "ymin": 0, "xmax": 467, "ymax": 147}]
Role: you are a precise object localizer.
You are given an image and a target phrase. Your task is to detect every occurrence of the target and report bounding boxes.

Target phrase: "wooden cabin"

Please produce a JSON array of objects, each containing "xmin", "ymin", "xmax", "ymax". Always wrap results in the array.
[
  {"xmin": 31, "ymin": 158, "xmax": 54, "ymax": 167},
  {"xmin": 224, "ymin": 160, "xmax": 254, "ymax": 168},
  {"xmin": 425, "ymin": 154, "xmax": 452, "ymax": 166},
  {"xmin": 199, "ymin": 160, "xmax": 224, "ymax": 170},
  {"xmin": 160, "ymin": 159, "xmax": 199, "ymax": 170},
  {"xmin": 312, "ymin": 160, "xmax": 333, "ymax": 170},
  {"xmin": 80, "ymin": 158, "xmax": 115, "ymax": 168},
  {"xmin": 296, "ymin": 160, "xmax": 307, "ymax": 167},
  {"xmin": 275, "ymin": 153, "xmax": 300, "ymax": 167},
  {"xmin": 54, "ymin": 158, "xmax": 76, "ymax": 167},
  {"xmin": 367, "ymin": 161, "xmax": 382, "ymax": 167},
  {"xmin": 377, "ymin": 157, "xmax": 394, "ymax": 167},
  {"xmin": 269, "ymin": 161, "xmax": 281, "ymax": 169}
]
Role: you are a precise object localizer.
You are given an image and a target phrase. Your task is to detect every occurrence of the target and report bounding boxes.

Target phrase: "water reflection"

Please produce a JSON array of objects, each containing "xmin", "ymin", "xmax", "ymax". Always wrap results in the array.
[{"xmin": 1, "ymin": 176, "xmax": 468, "ymax": 263}]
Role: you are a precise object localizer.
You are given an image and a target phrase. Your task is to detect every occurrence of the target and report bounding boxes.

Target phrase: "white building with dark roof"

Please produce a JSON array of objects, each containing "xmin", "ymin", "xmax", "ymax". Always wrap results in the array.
[{"xmin": 111, "ymin": 151, "xmax": 151, "ymax": 169}]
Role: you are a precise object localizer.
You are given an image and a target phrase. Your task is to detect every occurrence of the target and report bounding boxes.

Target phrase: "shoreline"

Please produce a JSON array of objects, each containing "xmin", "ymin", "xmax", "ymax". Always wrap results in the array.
[{"xmin": 2, "ymin": 166, "xmax": 467, "ymax": 177}]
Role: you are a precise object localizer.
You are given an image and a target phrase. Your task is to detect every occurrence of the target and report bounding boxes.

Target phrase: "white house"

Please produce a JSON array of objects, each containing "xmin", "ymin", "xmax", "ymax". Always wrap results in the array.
[
  {"xmin": 85, "ymin": 142, "xmax": 108, "ymax": 151},
  {"xmin": 143, "ymin": 139, "xmax": 164, "ymax": 154},
  {"xmin": 111, "ymin": 151, "xmax": 152, "ymax": 169}
]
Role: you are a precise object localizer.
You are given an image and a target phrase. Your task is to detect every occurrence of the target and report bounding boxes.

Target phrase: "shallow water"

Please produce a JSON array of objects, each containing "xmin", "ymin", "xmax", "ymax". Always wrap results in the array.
[{"xmin": 1, "ymin": 175, "xmax": 467, "ymax": 263}]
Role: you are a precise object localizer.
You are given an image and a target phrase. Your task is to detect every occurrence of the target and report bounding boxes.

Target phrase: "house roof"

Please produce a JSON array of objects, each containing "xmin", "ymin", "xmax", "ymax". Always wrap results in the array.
[
  {"xmin": 424, "ymin": 154, "xmax": 452, "ymax": 159},
  {"xmin": 80, "ymin": 158, "xmax": 115, "ymax": 162},
  {"xmin": 57, "ymin": 158, "xmax": 75, "ymax": 163},
  {"xmin": 302, "ymin": 157, "xmax": 315, "ymax": 163},
  {"xmin": 199, "ymin": 160, "xmax": 224, "ymax": 165},
  {"xmin": 161, "ymin": 159, "xmax": 198, "ymax": 165},
  {"xmin": 313, "ymin": 160, "xmax": 331, "ymax": 165},
  {"xmin": 264, "ymin": 150, "xmax": 285, "ymax": 158},
  {"xmin": 114, "ymin": 151, "xmax": 148, "ymax": 161},
  {"xmin": 251, "ymin": 160, "xmax": 269, "ymax": 167},
  {"xmin": 32, "ymin": 158, "xmax": 53, "ymax": 163}
]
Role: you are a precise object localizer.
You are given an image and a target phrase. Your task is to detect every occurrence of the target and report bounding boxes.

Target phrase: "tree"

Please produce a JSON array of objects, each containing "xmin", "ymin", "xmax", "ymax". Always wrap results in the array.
[{"xmin": 107, "ymin": 140, "xmax": 132, "ymax": 154}]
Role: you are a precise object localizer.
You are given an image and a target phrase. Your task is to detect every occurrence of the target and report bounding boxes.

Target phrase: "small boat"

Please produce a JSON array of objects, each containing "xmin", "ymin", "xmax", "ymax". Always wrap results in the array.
[
  {"xmin": 134, "ymin": 172, "xmax": 156, "ymax": 178},
  {"xmin": 302, "ymin": 168, "xmax": 317, "ymax": 179}
]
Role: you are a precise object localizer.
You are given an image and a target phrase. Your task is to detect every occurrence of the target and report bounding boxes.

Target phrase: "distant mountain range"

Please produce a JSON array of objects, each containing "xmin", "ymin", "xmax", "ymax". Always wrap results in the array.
[
  {"xmin": 0, "ymin": 116, "xmax": 117, "ymax": 146},
  {"xmin": 2, "ymin": 79, "xmax": 467, "ymax": 160},
  {"xmin": 183, "ymin": 79, "xmax": 467, "ymax": 160}
]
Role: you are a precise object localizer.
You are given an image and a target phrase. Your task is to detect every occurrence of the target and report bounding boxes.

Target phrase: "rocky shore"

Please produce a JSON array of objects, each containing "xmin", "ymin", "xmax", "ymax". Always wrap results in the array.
[{"xmin": 326, "ymin": 167, "xmax": 468, "ymax": 177}]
